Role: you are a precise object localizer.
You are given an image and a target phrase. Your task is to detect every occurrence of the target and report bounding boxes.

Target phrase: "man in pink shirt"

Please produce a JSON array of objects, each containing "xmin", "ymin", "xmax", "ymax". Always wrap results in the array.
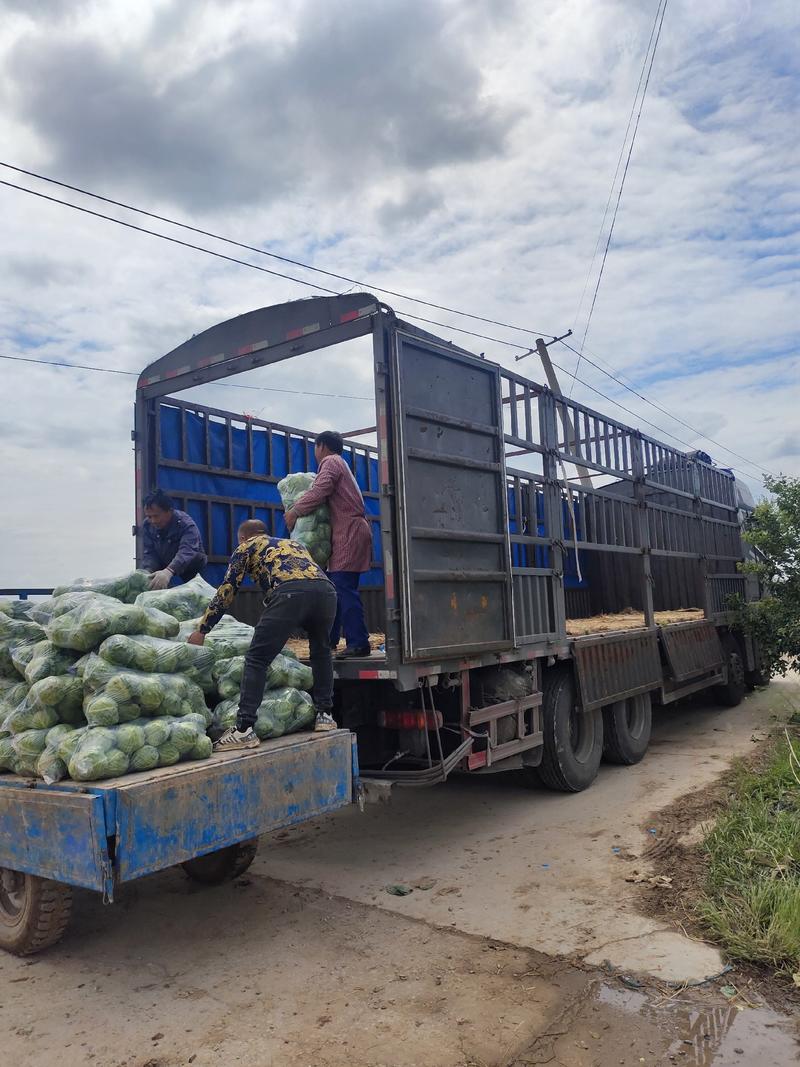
[{"xmin": 284, "ymin": 431, "xmax": 373, "ymax": 658}]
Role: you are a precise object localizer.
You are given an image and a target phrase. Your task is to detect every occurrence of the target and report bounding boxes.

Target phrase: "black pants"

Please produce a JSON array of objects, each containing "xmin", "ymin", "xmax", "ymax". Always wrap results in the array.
[{"xmin": 237, "ymin": 579, "xmax": 337, "ymax": 730}]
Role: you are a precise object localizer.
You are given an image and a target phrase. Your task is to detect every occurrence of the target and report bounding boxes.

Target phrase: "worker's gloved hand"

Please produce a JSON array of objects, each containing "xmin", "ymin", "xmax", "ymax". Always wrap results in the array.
[
  {"xmin": 284, "ymin": 508, "xmax": 297, "ymax": 532},
  {"xmin": 148, "ymin": 568, "xmax": 173, "ymax": 590}
]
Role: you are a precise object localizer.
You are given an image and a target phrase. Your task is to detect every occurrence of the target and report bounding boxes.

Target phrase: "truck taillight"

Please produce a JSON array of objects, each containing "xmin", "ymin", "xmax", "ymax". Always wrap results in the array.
[{"xmin": 379, "ymin": 710, "xmax": 443, "ymax": 731}]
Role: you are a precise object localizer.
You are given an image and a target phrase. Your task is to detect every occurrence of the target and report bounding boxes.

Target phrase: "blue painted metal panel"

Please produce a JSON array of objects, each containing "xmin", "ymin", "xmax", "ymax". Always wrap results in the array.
[
  {"xmin": 0, "ymin": 780, "xmax": 109, "ymax": 892},
  {"xmin": 112, "ymin": 731, "xmax": 353, "ymax": 882}
]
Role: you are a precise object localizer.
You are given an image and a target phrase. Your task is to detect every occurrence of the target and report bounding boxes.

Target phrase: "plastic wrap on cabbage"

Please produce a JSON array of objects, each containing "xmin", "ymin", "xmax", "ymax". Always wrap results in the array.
[
  {"xmin": 212, "ymin": 650, "xmax": 310, "ymax": 699},
  {"xmin": 3, "ymin": 675, "xmax": 85, "ymax": 733},
  {"xmin": 0, "ymin": 599, "xmax": 34, "ymax": 620},
  {"xmin": 45, "ymin": 598, "xmax": 152, "ymax": 653},
  {"xmin": 134, "ymin": 574, "xmax": 218, "ymax": 622},
  {"xmin": 212, "ymin": 687, "xmax": 314, "ymax": 740},
  {"xmin": 36, "ymin": 723, "xmax": 80, "ymax": 784},
  {"xmin": 1, "ymin": 728, "xmax": 50, "ymax": 777},
  {"xmin": 139, "ymin": 606, "xmax": 181, "ymax": 640},
  {"xmin": 0, "ymin": 680, "xmax": 29, "ymax": 725},
  {"xmin": 82, "ymin": 654, "xmax": 210, "ymax": 727},
  {"xmin": 277, "ymin": 471, "xmax": 332, "ymax": 567},
  {"xmin": 176, "ymin": 614, "xmax": 255, "ymax": 660},
  {"xmin": 0, "ymin": 615, "xmax": 46, "ymax": 677},
  {"xmin": 52, "ymin": 569, "xmax": 151, "ymax": 604},
  {"xmin": 67, "ymin": 714, "xmax": 211, "ymax": 781},
  {"xmin": 14, "ymin": 640, "xmax": 81, "ymax": 685},
  {"xmin": 99, "ymin": 634, "xmax": 216, "ymax": 693}
]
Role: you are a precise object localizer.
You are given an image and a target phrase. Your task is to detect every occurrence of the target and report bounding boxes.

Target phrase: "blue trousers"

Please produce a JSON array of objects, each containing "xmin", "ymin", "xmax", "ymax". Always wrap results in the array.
[{"xmin": 329, "ymin": 571, "xmax": 369, "ymax": 649}]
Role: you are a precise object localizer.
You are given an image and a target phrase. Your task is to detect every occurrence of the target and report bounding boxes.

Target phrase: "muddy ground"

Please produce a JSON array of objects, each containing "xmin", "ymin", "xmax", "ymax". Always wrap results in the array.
[{"xmin": 1, "ymin": 679, "xmax": 799, "ymax": 1066}]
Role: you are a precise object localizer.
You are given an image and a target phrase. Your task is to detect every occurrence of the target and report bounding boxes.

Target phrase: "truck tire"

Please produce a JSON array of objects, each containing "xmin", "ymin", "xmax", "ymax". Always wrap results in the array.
[
  {"xmin": 538, "ymin": 669, "xmax": 603, "ymax": 792},
  {"xmin": 714, "ymin": 636, "xmax": 746, "ymax": 707},
  {"xmin": 602, "ymin": 693, "xmax": 652, "ymax": 765},
  {"xmin": 182, "ymin": 839, "xmax": 259, "ymax": 885},
  {"xmin": 0, "ymin": 868, "xmax": 73, "ymax": 956}
]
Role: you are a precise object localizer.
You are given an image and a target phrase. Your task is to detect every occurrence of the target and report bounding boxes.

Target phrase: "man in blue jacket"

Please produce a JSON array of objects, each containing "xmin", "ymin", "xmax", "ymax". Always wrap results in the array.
[{"xmin": 141, "ymin": 490, "xmax": 208, "ymax": 589}]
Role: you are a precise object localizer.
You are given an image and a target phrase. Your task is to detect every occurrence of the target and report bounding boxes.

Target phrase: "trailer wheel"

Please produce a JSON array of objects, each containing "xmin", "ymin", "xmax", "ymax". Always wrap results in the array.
[
  {"xmin": 182, "ymin": 839, "xmax": 259, "ymax": 885},
  {"xmin": 538, "ymin": 669, "xmax": 603, "ymax": 792},
  {"xmin": 0, "ymin": 868, "xmax": 73, "ymax": 956},
  {"xmin": 602, "ymin": 693, "xmax": 652, "ymax": 765},
  {"xmin": 714, "ymin": 636, "xmax": 746, "ymax": 707}
]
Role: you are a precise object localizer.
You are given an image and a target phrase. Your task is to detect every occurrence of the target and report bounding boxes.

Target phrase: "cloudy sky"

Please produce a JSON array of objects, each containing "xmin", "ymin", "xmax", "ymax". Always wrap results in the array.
[{"xmin": 1, "ymin": 0, "xmax": 798, "ymax": 588}]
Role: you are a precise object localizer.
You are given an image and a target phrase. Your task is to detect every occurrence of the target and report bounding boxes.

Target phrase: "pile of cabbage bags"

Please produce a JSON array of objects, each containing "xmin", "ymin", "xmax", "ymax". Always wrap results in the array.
[
  {"xmin": 277, "ymin": 472, "xmax": 332, "ymax": 567},
  {"xmin": 0, "ymin": 565, "xmax": 318, "ymax": 785}
]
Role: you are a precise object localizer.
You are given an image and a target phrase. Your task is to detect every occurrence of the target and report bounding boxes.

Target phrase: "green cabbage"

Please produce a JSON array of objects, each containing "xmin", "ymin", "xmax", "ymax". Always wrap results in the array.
[
  {"xmin": 52, "ymin": 570, "xmax": 151, "ymax": 604},
  {"xmin": 134, "ymin": 574, "xmax": 218, "ymax": 622},
  {"xmin": 277, "ymin": 471, "xmax": 332, "ymax": 567},
  {"xmin": 46, "ymin": 599, "xmax": 151, "ymax": 652},
  {"xmin": 130, "ymin": 745, "xmax": 159, "ymax": 772}
]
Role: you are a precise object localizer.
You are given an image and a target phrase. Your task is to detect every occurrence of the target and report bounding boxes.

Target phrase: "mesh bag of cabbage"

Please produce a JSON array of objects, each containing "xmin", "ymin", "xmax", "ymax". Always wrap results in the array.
[
  {"xmin": 212, "ymin": 686, "xmax": 314, "ymax": 740},
  {"xmin": 3, "ymin": 675, "xmax": 85, "ymax": 734},
  {"xmin": 52, "ymin": 569, "xmax": 151, "ymax": 604},
  {"xmin": 175, "ymin": 615, "xmax": 256, "ymax": 660},
  {"xmin": 99, "ymin": 633, "xmax": 216, "ymax": 693},
  {"xmin": 277, "ymin": 472, "xmax": 332, "ymax": 568},
  {"xmin": 0, "ymin": 615, "xmax": 47, "ymax": 678},
  {"xmin": 45, "ymin": 596, "xmax": 177, "ymax": 653},
  {"xmin": 213, "ymin": 652, "xmax": 313, "ymax": 699},
  {"xmin": 82, "ymin": 654, "xmax": 210, "ymax": 727},
  {"xmin": 59, "ymin": 713, "xmax": 213, "ymax": 782},
  {"xmin": 134, "ymin": 574, "xmax": 218, "ymax": 622},
  {"xmin": 12, "ymin": 640, "xmax": 81, "ymax": 686}
]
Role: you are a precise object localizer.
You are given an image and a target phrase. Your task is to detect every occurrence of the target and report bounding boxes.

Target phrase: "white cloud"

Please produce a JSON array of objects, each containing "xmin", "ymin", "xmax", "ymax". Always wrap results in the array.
[{"xmin": 0, "ymin": 0, "xmax": 798, "ymax": 587}]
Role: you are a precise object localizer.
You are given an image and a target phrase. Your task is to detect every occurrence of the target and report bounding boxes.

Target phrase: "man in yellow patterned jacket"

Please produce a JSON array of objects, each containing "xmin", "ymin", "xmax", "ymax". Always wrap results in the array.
[{"xmin": 188, "ymin": 519, "xmax": 337, "ymax": 749}]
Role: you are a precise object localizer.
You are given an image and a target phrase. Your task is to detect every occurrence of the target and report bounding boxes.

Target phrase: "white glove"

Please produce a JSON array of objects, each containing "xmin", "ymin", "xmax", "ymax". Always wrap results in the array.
[{"xmin": 149, "ymin": 568, "xmax": 173, "ymax": 590}]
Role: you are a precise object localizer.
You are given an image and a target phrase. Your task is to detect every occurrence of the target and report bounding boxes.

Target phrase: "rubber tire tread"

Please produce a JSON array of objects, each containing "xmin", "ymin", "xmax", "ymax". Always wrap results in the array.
[
  {"xmin": 182, "ymin": 839, "xmax": 259, "ymax": 885},
  {"xmin": 538, "ymin": 669, "xmax": 603, "ymax": 793},
  {"xmin": 0, "ymin": 873, "xmax": 73, "ymax": 957},
  {"xmin": 602, "ymin": 693, "xmax": 652, "ymax": 766},
  {"xmin": 714, "ymin": 637, "xmax": 747, "ymax": 708}
]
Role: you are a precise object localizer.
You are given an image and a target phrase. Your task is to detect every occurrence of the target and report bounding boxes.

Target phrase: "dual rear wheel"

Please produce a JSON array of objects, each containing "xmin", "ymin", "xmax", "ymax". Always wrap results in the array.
[{"xmin": 531, "ymin": 670, "xmax": 652, "ymax": 793}]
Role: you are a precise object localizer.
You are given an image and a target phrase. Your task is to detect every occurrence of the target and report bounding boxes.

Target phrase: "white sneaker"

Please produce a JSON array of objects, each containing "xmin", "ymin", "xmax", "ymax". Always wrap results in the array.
[
  {"xmin": 213, "ymin": 726, "xmax": 260, "ymax": 752},
  {"xmin": 314, "ymin": 711, "xmax": 337, "ymax": 733}
]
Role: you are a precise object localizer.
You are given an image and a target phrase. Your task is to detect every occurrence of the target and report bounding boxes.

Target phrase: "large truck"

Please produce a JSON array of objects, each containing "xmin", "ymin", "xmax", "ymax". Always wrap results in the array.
[
  {"xmin": 134, "ymin": 292, "xmax": 764, "ymax": 791},
  {"xmin": 0, "ymin": 291, "xmax": 763, "ymax": 955}
]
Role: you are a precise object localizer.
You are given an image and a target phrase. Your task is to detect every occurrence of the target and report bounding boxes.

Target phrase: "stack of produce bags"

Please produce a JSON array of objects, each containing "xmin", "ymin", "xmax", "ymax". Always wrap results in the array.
[{"xmin": 0, "ymin": 567, "xmax": 317, "ymax": 785}]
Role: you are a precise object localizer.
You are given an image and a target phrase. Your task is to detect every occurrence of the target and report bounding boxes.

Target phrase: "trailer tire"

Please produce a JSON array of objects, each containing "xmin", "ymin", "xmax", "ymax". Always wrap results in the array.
[
  {"xmin": 602, "ymin": 693, "xmax": 652, "ymax": 765},
  {"xmin": 182, "ymin": 839, "xmax": 259, "ymax": 885},
  {"xmin": 714, "ymin": 636, "xmax": 746, "ymax": 707},
  {"xmin": 0, "ymin": 869, "xmax": 72, "ymax": 956},
  {"xmin": 538, "ymin": 669, "xmax": 603, "ymax": 792}
]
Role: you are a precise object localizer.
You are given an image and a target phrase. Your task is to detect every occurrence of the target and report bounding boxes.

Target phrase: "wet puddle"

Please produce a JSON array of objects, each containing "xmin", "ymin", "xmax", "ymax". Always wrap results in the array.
[{"xmin": 596, "ymin": 983, "xmax": 799, "ymax": 1066}]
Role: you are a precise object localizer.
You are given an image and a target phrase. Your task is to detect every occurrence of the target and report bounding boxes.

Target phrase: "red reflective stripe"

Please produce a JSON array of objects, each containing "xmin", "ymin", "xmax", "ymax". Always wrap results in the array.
[
  {"xmin": 340, "ymin": 310, "xmax": 359, "ymax": 323},
  {"xmin": 238, "ymin": 343, "xmax": 254, "ymax": 355},
  {"xmin": 286, "ymin": 327, "xmax": 304, "ymax": 339},
  {"xmin": 468, "ymin": 751, "xmax": 487, "ymax": 770},
  {"xmin": 358, "ymin": 670, "xmax": 381, "ymax": 679}
]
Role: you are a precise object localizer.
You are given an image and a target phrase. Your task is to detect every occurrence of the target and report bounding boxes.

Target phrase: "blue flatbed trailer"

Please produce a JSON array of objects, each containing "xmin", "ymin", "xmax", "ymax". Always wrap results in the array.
[{"xmin": 0, "ymin": 729, "xmax": 359, "ymax": 955}]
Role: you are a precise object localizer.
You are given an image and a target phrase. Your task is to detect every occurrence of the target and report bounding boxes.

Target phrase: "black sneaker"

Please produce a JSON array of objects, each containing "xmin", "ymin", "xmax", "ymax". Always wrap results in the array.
[
  {"xmin": 314, "ymin": 711, "xmax": 337, "ymax": 732},
  {"xmin": 335, "ymin": 645, "xmax": 371, "ymax": 659}
]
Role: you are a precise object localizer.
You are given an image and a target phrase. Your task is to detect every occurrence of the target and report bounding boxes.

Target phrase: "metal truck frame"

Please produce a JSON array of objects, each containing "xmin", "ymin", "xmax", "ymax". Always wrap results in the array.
[{"xmin": 134, "ymin": 293, "xmax": 763, "ymax": 790}]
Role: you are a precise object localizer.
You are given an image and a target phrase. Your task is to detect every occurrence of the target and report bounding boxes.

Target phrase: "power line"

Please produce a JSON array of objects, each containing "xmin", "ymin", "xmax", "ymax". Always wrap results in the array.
[
  {"xmin": 0, "ymin": 174, "xmax": 770, "ymax": 478},
  {"xmin": 0, "ymin": 353, "xmax": 372, "ymax": 401},
  {"xmin": 570, "ymin": 0, "xmax": 669, "ymax": 394},
  {"xmin": 0, "ymin": 161, "xmax": 557, "ymax": 340},
  {"xmin": 557, "ymin": 339, "xmax": 775, "ymax": 478},
  {"xmin": 572, "ymin": 2, "xmax": 662, "ymax": 336}
]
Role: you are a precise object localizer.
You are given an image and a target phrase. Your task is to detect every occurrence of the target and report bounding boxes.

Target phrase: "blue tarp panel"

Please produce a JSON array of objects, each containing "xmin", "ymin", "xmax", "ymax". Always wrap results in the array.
[{"xmin": 157, "ymin": 404, "xmax": 382, "ymax": 589}]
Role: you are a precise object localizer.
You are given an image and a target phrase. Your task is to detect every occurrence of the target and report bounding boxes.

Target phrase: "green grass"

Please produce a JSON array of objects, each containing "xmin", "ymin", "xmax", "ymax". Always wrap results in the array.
[{"xmin": 697, "ymin": 730, "xmax": 800, "ymax": 976}]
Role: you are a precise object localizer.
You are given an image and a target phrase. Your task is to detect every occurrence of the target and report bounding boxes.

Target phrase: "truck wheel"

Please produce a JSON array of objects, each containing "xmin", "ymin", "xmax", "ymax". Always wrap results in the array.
[
  {"xmin": 746, "ymin": 666, "xmax": 771, "ymax": 690},
  {"xmin": 182, "ymin": 839, "xmax": 259, "ymax": 885},
  {"xmin": 714, "ymin": 636, "xmax": 746, "ymax": 707},
  {"xmin": 538, "ymin": 669, "xmax": 603, "ymax": 792},
  {"xmin": 0, "ymin": 868, "xmax": 73, "ymax": 956},
  {"xmin": 602, "ymin": 693, "xmax": 652, "ymax": 765}
]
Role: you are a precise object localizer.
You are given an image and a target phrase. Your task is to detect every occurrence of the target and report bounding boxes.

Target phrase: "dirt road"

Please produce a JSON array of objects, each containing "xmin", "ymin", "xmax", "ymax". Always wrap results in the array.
[{"xmin": 1, "ymin": 679, "xmax": 798, "ymax": 1066}]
